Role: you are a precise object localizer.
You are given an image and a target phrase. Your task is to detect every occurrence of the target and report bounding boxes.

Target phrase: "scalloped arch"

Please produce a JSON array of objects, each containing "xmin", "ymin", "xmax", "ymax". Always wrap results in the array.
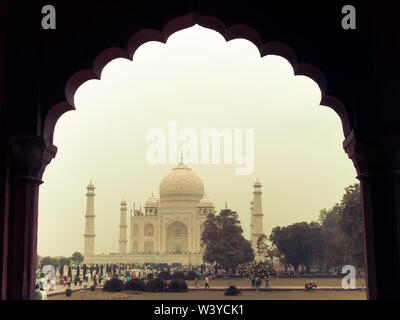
[{"xmin": 43, "ymin": 12, "xmax": 351, "ymax": 144}]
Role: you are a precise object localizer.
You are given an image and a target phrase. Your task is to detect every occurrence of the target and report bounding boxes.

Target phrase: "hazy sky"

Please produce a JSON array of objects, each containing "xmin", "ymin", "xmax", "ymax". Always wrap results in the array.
[{"xmin": 38, "ymin": 25, "xmax": 357, "ymax": 257}]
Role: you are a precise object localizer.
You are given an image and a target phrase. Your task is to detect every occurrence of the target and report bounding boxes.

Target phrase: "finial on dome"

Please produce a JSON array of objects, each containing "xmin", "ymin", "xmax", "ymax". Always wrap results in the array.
[
  {"xmin": 87, "ymin": 179, "xmax": 95, "ymax": 188},
  {"xmin": 254, "ymin": 177, "xmax": 262, "ymax": 187},
  {"xmin": 225, "ymin": 202, "xmax": 228, "ymax": 209},
  {"xmin": 180, "ymin": 151, "xmax": 183, "ymax": 164}
]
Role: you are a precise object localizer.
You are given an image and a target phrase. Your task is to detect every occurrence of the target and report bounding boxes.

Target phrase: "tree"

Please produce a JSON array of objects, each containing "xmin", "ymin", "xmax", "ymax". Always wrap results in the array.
[
  {"xmin": 318, "ymin": 205, "xmax": 346, "ymax": 272},
  {"xmin": 237, "ymin": 261, "xmax": 276, "ymax": 280},
  {"xmin": 257, "ymin": 235, "xmax": 279, "ymax": 263},
  {"xmin": 337, "ymin": 183, "xmax": 364, "ymax": 267},
  {"xmin": 70, "ymin": 251, "xmax": 84, "ymax": 265},
  {"xmin": 269, "ymin": 222, "xmax": 324, "ymax": 274},
  {"xmin": 58, "ymin": 257, "xmax": 71, "ymax": 266},
  {"xmin": 40, "ymin": 256, "xmax": 58, "ymax": 267},
  {"xmin": 201, "ymin": 209, "xmax": 254, "ymax": 274},
  {"xmin": 318, "ymin": 183, "xmax": 364, "ymax": 270}
]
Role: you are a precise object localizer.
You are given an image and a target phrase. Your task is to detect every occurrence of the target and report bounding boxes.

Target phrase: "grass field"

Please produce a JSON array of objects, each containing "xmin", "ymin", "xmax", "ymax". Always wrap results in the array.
[
  {"xmin": 193, "ymin": 277, "xmax": 365, "ymax": 288},
  {"xmin": 49, "ymin": 277, "xmax": 366, "ymax": 300},
  {"xmin": 50, "ymin": 289, "xmax": 366, "ymax": 300}
]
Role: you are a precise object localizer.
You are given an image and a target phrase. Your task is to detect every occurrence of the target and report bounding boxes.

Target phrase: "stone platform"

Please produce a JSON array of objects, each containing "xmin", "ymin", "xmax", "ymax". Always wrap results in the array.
[{"xmin": 83, "ymin": 253, "xmax": 203, "ymax": 265}]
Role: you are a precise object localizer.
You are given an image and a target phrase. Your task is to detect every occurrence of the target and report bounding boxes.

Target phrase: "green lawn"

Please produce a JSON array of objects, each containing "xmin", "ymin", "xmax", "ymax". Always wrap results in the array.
[
  {"xmin": 49, "ymin": 277, "xmax": 366, "ymax": 300},
  {"xmin": 193, "ymin": 277, "xmax": 365, "ymax": 288},
  {"xmin": 50, "ymin": 289, "xmax": 366, "ymax": 300}
]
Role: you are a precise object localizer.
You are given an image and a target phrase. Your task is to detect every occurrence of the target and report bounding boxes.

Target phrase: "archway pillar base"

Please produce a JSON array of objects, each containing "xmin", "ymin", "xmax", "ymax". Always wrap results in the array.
[
  {"xmin": 4, "ymin": 136, "xmax": 56, "ymax": 300},
  {"xmin": 344, "ymin": 131, "xmax": 400, "ymax": 300}
]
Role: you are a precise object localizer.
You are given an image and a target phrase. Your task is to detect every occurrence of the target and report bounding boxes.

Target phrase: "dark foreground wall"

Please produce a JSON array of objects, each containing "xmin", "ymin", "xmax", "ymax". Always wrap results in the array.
[{"xmin": 0, "ymin": 0, "xmax": 399, "ymax": 299}]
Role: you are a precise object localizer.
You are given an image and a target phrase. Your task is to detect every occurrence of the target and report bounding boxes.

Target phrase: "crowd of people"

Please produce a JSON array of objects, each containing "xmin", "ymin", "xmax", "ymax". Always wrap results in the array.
[
  {"xmin": 34, "ymin": 262, "xmax": 270, "ymax": 299},
  {"xmin": 35, "ymin": 263, "xmax": 220, "ymax": 292}
]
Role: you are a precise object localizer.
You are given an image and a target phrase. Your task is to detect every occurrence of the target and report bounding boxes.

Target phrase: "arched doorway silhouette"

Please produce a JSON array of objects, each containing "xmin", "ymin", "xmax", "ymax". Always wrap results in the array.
[{"xmin": 2, "ymin": 3, "xmax": 400, "ymax": 300}]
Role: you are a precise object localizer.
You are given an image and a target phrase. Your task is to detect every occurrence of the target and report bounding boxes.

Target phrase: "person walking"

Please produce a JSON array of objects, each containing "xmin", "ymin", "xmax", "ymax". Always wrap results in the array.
[
  {"xmin": 256, "ymin": 278, "xmax": 261, "ymax": 293},
  {"xmin": 205, "ymin": 276, "xmax": 210, "ymax": 290},
  {"xmin": 50, "ymin": 278, "xmax": 56, "ymax": 291},
  {"xmin": 265, "ymin": 277, "xmax": 270, "ymax": 288},
  {"xmin": 39, "ymin": 276, "xmax": 45, "ymax": 290},
  {"xmin": 194, "ymin": 276, "xmax": 198, "ymax": 289}
]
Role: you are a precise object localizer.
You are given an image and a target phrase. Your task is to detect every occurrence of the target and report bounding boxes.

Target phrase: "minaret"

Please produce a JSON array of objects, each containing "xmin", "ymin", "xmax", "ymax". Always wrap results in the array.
[
  {"xmin": 119, "ymin": 198, "xmax": 128, "ymax": 254},
  {"xmin": 251, "ymin": 178, "xmax": 264, "ymax": 258},
  {"xmin": 84, "ymin": 180, "xmax": 96, "ymax": 256},
  {"xmin": 129, "ymin": 207, "xmax": 133, "ymax": 253},
  {"xmin": 250, "ymin": 199, "xmax": 255, "ymax": 231}
]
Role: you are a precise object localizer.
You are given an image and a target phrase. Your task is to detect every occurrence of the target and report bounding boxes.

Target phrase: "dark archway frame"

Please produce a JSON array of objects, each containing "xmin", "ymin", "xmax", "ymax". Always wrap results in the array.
[
  {"xmin": 43, "ymin": 13, "xmax": 350, "ymax": 146},
  {"xmin": 3, "ymin": 8, "xmax": 400, "ymax": 300}
]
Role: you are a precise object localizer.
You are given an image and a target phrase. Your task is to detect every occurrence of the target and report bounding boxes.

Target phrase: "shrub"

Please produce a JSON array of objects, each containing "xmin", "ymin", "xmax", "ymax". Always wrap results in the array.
[
  {"xmin": 147, "ymin": 273, "xmax": 154, "ymax": 280},
  {"xmin": 167, "ymin": 279, "xmax": 188, "ymax": 292},
  {"xmin": 184, "ymin": 271, "xmax": 197, "ymax": 281},
  {"xmin": 65, "ymin": 288, "xmax": 72, "ymax": 297},
  {"xmin": 305, "ymin": 281, "xmax": 317, "ymax": 290},
  {"xmin": 90, "ymin": 285, "xmax": 96, "ymax": 291},
  {"xmin": 146, "ymin": 278, "xmax": 167, "ymax": 292},
  {"xmin": 225, "ymin": 285, "xmax": 241, "ymax": 296},
  {"xmin": 124, "ymin": 278, "xmax": 146, "ymax": 291},
  {"xmin": 172, "ymin": 271, "xmax": 185, "ymax": 280},
  {"xmin": 102, "ymin": 278, "xmax": 124, "ymax": 292},
  {"xmin": 158, "ymin": 271, "xmax": 172, "ymax": 280}
]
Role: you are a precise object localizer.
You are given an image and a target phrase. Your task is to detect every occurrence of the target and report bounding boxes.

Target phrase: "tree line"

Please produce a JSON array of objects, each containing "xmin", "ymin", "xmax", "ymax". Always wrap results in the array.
[
  {"xmin": 201, "ymin": 183, "xmax": 364, "ymax": 275},
  {"xmin": 263, "ymin": 183, "xmax": 364, "ymax": 274},
  {"xmin": 37, "ymin": 251, "xmax": 84, "ymax": 267}
]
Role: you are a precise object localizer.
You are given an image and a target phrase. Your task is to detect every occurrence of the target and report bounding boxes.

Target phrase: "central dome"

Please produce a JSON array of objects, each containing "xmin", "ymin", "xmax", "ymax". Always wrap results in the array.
[{"xmin": 159, "ymin": 163, "xmax": 204, "ymax": 200}]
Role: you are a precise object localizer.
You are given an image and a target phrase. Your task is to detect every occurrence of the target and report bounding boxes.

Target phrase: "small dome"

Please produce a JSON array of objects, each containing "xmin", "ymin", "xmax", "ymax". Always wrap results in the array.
[
  {"xmin": 87, "ymin": 179, "xmax": 95, "ymax": 188},
  {"xmin": 253, "ymin": 178, "xmax": 262, "ymax": 187},
  {"xmin": 145, "ymin": 195, "xmax": 158, "ymax": 208},
  {"xmin": 159, "ymin": 163, "xmax": 204, "ymax": 200},
  {"xmin": 198, "ymin": 194, "xmax": 214, "ymax": 208}
]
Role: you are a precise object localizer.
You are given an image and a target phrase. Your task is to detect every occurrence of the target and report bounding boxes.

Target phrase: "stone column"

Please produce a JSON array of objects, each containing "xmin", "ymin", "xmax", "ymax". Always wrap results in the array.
[
  {"xmin": 162, "ymin": 221, "xmax": 167, "ymax": 253},
  {"xmin": 6, "ymin": 136, "xmax": 56, "ymax": 300},
  {"xmin": 139, "ymin": 222, "xmax": 144, "ymax": 252},
  {"xmin": 189, "ymin": 215, "xmax": 192, "ymax": 253},
  {"xmin": 251, "ymin": 179, "xmax": 264, "ymax": 258},
  {"xmin": 84, "ymin": 181, "xmax": 96, "ymax": 256},
  {"xmin": 344, "ymin": 132, "xmax": 400, "ymax": 299},
  {"xmin": 119, "ymin": 200, "xmax": 128, "ymax": 254}
]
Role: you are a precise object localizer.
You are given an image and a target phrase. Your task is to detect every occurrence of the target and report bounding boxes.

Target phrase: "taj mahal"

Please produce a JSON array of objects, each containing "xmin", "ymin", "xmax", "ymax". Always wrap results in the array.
[{"xmin": 83, "ymin": 162, "xmax": 264, "ymax": 264}]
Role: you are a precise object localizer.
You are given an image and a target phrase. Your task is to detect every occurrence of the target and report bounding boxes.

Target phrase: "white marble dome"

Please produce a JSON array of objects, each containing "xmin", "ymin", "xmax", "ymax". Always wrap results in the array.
[
  {"xmin": 198, "ymin": 196, "xmax": 214, "ymax": 208},
  {"xmin": 159, "ymin": 163, "xmax": 204, "ymax": 200},
  {"xmin": 145, "ymin": 195, "xmax": 158, "ymax": 208}
]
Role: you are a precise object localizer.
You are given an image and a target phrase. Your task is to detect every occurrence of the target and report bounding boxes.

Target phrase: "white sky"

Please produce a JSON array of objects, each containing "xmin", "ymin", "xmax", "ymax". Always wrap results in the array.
[{"xmin": 38, "ymin": 25, "xmax": 357, "ymax": 257}]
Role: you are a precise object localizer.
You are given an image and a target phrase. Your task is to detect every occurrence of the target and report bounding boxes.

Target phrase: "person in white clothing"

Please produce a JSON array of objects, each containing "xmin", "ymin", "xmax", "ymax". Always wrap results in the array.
[{"xmin": 50, "ymin": 278, "xmax": 56, "ymax": 291}]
